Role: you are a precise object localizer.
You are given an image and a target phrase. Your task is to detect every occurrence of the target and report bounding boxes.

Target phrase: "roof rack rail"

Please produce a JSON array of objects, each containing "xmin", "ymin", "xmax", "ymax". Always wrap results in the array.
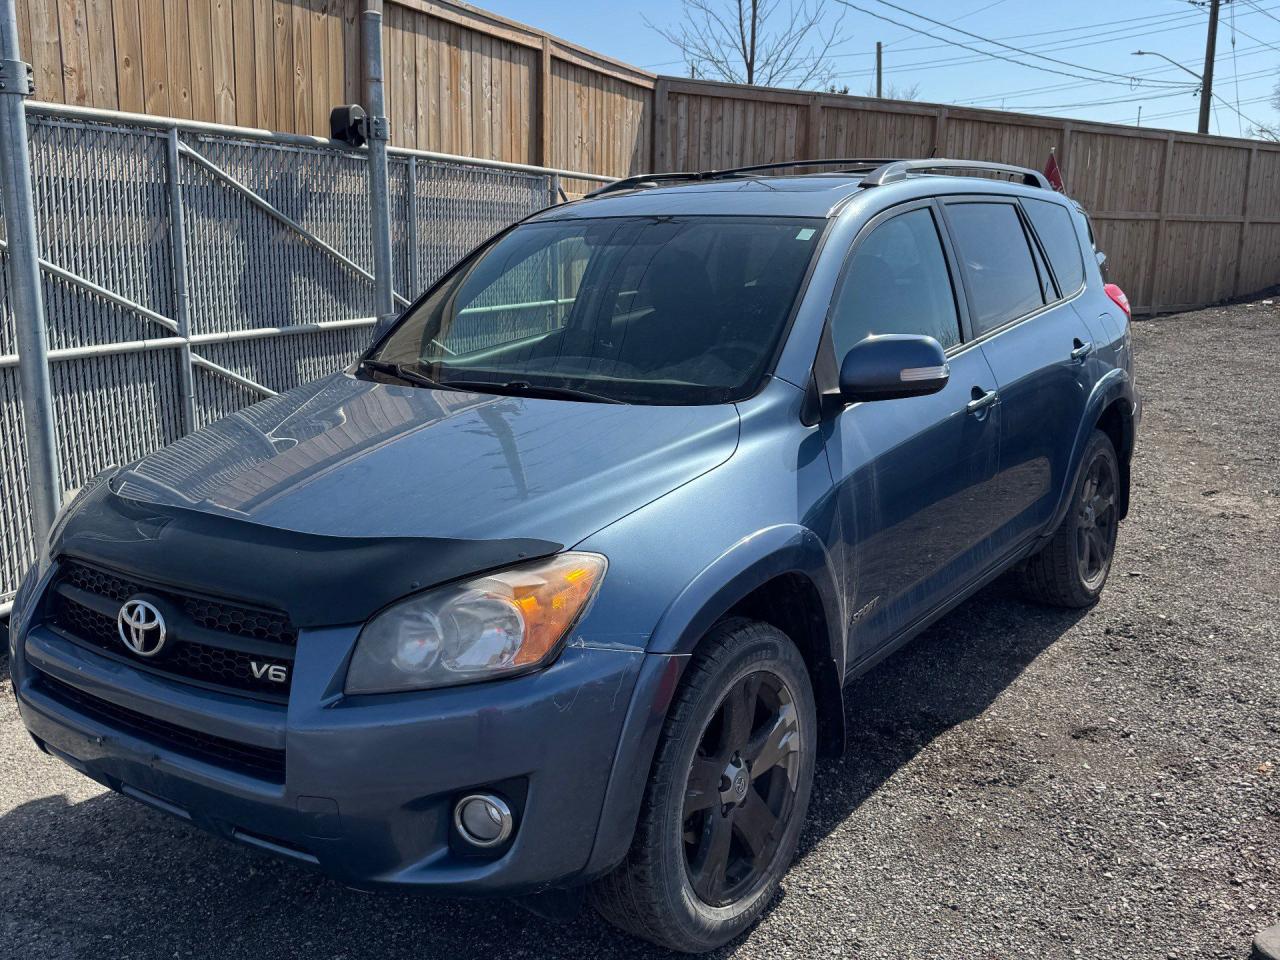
[
  {"xmin": 584, "ymin": 158, "xmax": 910, "ymax": 198},
  {"xmin": 861, "ymin": 159, "xmax": 1050, "ymax": 189}
]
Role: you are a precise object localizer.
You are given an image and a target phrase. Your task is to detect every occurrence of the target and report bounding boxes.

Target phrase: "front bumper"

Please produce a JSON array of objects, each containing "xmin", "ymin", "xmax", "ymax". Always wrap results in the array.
[{"xmin": 13, "ymin": 611, "xmax": 646, "ymax": 895}]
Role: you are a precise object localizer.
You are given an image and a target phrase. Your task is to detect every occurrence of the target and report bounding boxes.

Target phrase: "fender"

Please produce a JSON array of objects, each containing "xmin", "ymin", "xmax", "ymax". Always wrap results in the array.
[
  {"xmin": 1043, "ymin": 367, "xmax": 1135, "ymax": 538},
  {"xmin": 645, "ymin": 523, "xmax": 845, "ymax": 664},
  {"xmin": 581, "ymin": 525, "xmax": 846, "ymax": 879}
]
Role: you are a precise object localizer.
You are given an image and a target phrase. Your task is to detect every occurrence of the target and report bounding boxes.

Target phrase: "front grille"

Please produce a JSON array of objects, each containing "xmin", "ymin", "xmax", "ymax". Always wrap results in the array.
[
  {"xmin": 49, "ymin": 559, "xmax": 297, "ymax": 702},
  {"xmin": 33, "ymin": 669, "xmax": 286, "ymax": 782},
  {"xmin": 61, "ymin": 562, "xmax": 294, "ymax": 645}
]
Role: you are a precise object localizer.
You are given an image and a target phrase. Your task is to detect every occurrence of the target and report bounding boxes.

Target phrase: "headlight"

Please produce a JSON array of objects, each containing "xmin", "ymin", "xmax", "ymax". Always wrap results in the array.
[{"xmin": 344, "ymin": 552, "xmax": 607, "ymax": 695}]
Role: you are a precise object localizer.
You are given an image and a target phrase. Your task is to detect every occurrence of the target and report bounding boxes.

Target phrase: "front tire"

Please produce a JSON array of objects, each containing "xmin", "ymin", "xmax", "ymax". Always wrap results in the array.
[
  {"xmin": 1019, "ymin": 430, "xmax": 1121, "ymax": 608},
  {"xmin": 590, "ymin": 618, "xmax": 817, "ymax": 953}
]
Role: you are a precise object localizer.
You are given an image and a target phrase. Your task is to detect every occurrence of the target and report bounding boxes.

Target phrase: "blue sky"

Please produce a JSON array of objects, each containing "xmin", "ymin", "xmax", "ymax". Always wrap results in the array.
[{"xmin": 482, "ymin": 0, "xmax": 1280, "ymax": 137}]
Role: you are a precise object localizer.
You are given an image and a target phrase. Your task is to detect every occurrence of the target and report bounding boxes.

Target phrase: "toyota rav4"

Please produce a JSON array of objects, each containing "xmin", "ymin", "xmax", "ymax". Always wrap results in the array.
[{"xmin": 9, "ymin": 158, "xmax": 1139, "ymax": 953}]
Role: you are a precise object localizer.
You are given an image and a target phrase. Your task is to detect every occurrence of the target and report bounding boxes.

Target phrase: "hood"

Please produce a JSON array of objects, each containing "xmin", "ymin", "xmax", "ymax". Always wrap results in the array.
[{"xmin": 111, "ymin": 373, "xmax": 740, "ymax": 547}]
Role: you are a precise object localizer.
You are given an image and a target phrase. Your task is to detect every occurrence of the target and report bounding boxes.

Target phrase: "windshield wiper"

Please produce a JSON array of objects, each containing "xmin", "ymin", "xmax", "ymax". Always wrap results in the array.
[
  {"xmin": 358, "ymin": 358, "xmax": 447, "ymax": 390},
  {"xmin": 440, "ymin": 379, "xmax": 626, "ymax": 404}
]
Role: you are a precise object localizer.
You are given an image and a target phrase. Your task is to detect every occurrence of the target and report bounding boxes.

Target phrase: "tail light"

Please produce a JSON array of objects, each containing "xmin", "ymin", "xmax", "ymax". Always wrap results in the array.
[{"xmin": 1104, "ymin": 283, "xmax": 1131, "ymax": 319}]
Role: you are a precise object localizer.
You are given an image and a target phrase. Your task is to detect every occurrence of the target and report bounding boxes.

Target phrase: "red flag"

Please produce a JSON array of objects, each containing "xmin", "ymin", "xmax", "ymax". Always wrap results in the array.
[{"xmin": 1044, "ymin": 149, "xmax": 1065, "ymax": 192}]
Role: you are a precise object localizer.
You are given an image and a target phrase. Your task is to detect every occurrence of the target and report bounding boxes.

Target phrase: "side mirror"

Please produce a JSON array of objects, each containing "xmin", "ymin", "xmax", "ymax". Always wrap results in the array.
[{"xmin": 838, "ymin": 334, "xmax": 950, "ymax": 403}]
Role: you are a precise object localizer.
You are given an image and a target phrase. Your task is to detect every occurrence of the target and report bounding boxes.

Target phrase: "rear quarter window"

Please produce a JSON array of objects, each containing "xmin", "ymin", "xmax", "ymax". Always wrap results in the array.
[
  {"xmin": 1022, "ymin": 197, "xmax": 1086, "ymax": 295},
  {"xmin": 944, "ymin": 201, "xmax": 1045, "ymax": 336}
]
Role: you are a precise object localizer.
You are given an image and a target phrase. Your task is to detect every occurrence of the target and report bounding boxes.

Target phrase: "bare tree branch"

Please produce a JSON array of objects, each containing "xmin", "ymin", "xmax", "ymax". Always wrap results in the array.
[
  {"xmin": 646, "ymin": 0, "xmax": 849, "ymax": 90},
  {"xmin": 1247, "ymin": 75, "xmax": 1280, "ymax": 141},
  {"xmin": 861, "ymin": 80, "xmax": 920, "ymax": 100}
]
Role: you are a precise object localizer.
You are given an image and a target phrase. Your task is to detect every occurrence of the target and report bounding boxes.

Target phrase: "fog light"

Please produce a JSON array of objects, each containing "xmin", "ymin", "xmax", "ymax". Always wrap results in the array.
[{"xmin": 453, "ymin": 793, "xmax": 513, "ymax": 848}]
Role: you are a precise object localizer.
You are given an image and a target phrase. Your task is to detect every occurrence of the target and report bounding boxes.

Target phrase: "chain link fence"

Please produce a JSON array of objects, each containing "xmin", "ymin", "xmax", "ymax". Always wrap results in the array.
[{"xmin": 0, "ymin": 104, "xmax": 606, "ymax": 605}]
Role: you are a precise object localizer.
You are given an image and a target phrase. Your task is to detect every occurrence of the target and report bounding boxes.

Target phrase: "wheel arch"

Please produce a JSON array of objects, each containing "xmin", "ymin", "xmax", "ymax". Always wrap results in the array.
[{"xmin": 1046, "ymin": 369, "xmax": 1135, "ymax": 535}]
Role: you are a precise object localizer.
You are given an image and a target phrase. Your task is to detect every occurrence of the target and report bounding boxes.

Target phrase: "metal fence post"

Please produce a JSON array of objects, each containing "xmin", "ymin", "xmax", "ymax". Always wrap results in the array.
[
  {"xmin": 0, "ymin": 0, "xmax": 61, "ymax": 538},
  {"xmin": 362, "ymin": 0, "xmax": 395, "ymax": 321},
  {"xmin": 550, "ymin": 172, "xmax": 560, "ymax": 207},
  {"xmin": 406, "ymin": 154, "xmax": 418, "ymax": 296},
  {"xmin": 165, "ymin": 127, "xmax": 196, "ymax": 433}
]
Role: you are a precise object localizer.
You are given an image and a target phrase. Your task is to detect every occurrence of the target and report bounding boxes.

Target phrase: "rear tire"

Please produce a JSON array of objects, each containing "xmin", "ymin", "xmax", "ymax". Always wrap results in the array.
[
  {"xmin": 1019, "ymin": 430, "xmax": 1121, "ymax": 608},
  {"xmin": 590, "ymin": 618, "xmax": 817, "ymax": 953}
]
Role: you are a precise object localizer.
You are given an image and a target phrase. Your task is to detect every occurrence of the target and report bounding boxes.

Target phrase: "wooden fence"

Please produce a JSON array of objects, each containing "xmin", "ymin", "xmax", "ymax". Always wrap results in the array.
[{"xmin": 12, "ymin": 0, "xmax": 1280, "ymax": 314}]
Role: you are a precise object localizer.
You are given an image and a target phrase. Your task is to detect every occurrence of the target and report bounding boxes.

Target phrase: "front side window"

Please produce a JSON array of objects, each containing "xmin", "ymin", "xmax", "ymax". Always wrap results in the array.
[
  {"xmin": 944, "ymin": 201, "xmax": 1046, "ymax": 336},
  {"xmin": 370, "ymin": 215, "xmax": 825, "ymax": 405},
  {"xmin": 1022, "ymin": 197, "xmax": 1086, "ymax": 295},
  {"xmin": 829, "ymin": 206, "xmax": 962, "ymax": 359}
]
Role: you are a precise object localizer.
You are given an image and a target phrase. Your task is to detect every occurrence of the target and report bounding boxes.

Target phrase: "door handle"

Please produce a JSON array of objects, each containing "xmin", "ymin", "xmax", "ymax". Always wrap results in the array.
[
  {"xmin": 1070, "ymin": 339, "xmax": 1094, "ymax": 361},
  {"xmin": 966, "ymin": 388, "xmax": 998, "ymax": 415}
]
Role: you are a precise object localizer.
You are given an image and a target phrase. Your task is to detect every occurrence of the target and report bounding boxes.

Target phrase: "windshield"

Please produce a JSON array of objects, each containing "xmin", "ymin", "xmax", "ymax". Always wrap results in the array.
[{"xmin": 368, "ymin": 215, "xmax": 825, "ymax": 404}]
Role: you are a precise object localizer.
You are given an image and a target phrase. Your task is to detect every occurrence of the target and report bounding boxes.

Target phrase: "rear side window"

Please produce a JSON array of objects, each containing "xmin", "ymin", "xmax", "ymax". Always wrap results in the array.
[
  {"xmin": 829, "ymin": 207, "xmax": 961, "ymax": 358},
  {"xmin": 1023, "ymin": 197, "xmax": 1086, "ymax": 295},
  {"xmin": 944, "ymin": 201, "xmax": 1045, "ymax": 336}
]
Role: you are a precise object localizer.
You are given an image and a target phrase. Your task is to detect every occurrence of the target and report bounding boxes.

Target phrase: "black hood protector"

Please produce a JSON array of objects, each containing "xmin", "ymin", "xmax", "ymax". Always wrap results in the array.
[{"xmin": 53, "ymin": 481, "xmax": 561, "ymax": 628}]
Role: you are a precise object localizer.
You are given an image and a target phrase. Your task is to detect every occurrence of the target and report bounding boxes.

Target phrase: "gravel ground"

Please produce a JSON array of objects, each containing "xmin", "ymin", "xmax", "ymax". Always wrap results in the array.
[{"xmin": 2, "ymin": 297, "xmax": 1278, "ymax": 960}]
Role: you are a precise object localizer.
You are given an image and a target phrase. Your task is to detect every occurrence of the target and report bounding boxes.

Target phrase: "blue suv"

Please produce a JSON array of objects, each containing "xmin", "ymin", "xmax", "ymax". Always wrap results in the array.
[{"xmin": 9, "ymin": 158, "xmax": 1139, "ymax": 952}]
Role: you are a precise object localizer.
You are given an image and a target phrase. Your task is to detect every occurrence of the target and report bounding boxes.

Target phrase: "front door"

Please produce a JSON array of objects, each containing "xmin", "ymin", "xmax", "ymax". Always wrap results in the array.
[{"xmin": 822, "ymin": 201, "xmax": 1003, "ymax": 663}]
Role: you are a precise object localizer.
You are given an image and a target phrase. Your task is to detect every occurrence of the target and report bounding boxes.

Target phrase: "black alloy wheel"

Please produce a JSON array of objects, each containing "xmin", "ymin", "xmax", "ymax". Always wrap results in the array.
[
  {"xmin": 1075, "ymin": 448, "xmax": 1119, "ymax": 590},
  {"xmin": 682, "ymin": 671, "xmax": 802, "ymax": 906}
]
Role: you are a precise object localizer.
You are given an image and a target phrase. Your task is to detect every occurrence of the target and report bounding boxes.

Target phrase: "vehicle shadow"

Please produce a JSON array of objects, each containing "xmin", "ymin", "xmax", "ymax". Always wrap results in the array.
[
  {"xmin": 0, "ymin": 580, "xmax": 1086, "ymax": 960},
  {"xmin": 798, "ymin": 578, "xmax": 1088, "ymax": 862}
]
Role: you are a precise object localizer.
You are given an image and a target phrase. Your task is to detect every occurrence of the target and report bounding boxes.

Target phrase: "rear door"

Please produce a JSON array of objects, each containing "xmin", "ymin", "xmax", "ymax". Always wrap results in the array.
[
  {"xmin": 822, "ymin": 200, "xmax": 1002, "ymax": 660},
  {"xmin": 939, "ymin": 195, "xmax": 1097, "ymax": 552}
]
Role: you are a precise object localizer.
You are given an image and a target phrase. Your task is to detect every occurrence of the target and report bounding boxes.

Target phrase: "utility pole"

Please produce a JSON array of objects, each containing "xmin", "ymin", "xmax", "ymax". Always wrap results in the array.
[
  {"xmin": 0, "ymin": 0, "xmax": 61, "ymax": 540},
  {"xmin": 875, "ymin": 41, "xmax": 883, "ymax": 97},
  {"xmin": 1198, "ymin": 0, "xmax": 1221, "ymax": 135},
  {"xmin": 361, "ymin": 0, "xmax": 395, "ymax": 322}
]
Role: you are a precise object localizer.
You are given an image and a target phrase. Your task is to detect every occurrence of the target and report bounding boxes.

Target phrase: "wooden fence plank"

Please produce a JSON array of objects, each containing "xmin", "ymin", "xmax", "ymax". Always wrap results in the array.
[
  {"xmin": 306, "ymin": 0, "xmax": 328, "ymax": 138},
  {"xmin": 163, "ymin": 0, "xmax": 192, "ymax": 118},
  {"xmin": 211, "ymin": 0, "xmax": 237, "ymax": 124},
  {"xmin": 231, "ymin": 0, "xmax": 256, "ymax": 126},
  {"xmin": 253, "ymin": 0, "xmax": 276, "ymax": 128},
  {"xmin": 84, "ymin": 0, "xmax": 118, "ymax": 108},
  {"xmin": 292, "ymin": 0, "xmax": 311, "ymax": 134},
  {"xmin": 272, "ymin": 0, "xmax": 294, "ymax": 132},
  {"xmin": 137, "ymin": 0, "xmax": 169, "ymax": 115},
  {"xmin": 111, "ymin": 0, "xmax": 145, "ymax": 112},
  {"xmin": 54, "ymin": 0, "xmax": 89, "ymax": 105},
  {"xmin": 186, "ymin": 0, "xmax": 212, "ymax": 121}
]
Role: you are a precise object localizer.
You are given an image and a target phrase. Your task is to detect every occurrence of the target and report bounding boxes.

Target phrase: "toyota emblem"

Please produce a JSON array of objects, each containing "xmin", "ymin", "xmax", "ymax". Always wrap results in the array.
[{"xmin": 117, "ymin": 598, "xmax": 168, "ymax": 657}]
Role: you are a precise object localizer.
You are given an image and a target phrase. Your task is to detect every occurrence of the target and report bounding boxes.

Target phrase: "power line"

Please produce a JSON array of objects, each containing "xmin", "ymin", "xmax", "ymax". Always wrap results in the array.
[
  {"xmin": 1241, "ymin": 0, "xmax": 1280, "ymax": 25},
  {"xmin": 638, "ymin": 1, "xmax": 1280, "ymax": 71},
  {"xmin": 1001, "ymin": 59, "xmax": 1277, "ymax": 117},
  {"xmin": 1117, "ymin": 91, "xmax": 1273, "ymax": 124},
  {"xmin": 833, "ymin": 0, "xmax": 1195, "ymax": 88},
  {"xmin": 862, "ymin": 0, "xmax": 1192, "ymax": 87},
  {"xmin": 881, "ymin": 0, "xmax": 1010, "ymax": 48},
  {"xmin": 638, "ymin": 6, "xmax": 1195, "ymax": 67},
  {"xmin": 1227, "ymin": 17, "xmax": 1280, "ymax": 54},
  {"xmin": 952, "ymin": 41, "xmax": 1276, "ymax": 106},
  {"xmin": 857, "ymin": 9, "xmax": 1218, "ymax": 80}
]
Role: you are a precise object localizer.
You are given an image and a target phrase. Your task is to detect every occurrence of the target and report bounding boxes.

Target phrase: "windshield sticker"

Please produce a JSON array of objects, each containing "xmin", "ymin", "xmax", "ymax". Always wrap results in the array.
[{"xmin": 795, "ymin": 228, "xmax": 816, "ymax": 241}]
